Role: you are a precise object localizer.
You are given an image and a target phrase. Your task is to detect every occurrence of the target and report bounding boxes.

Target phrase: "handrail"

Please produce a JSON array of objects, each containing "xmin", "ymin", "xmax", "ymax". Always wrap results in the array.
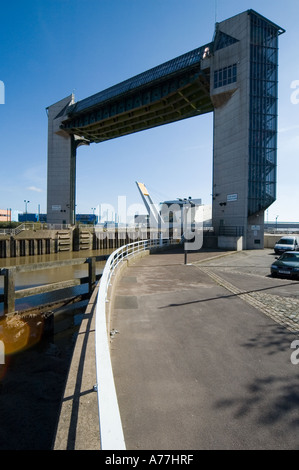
[
  {"xmin": 0, "ymin": 229, "xmax": 15, "ymax": 235},
  {"xmin": 94, "ymin": 238, "xmax": 171, "ymax": 450}
]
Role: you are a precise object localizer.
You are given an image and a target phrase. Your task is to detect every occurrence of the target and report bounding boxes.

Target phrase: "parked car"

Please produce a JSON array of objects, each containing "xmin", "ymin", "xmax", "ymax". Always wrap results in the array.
[
  {"xmin": 271, "ymin": 251, "xmax": 299, "ymax": 278},
  {"xmin": 274, "ymin": 236, "xmax": 299, "ymax": 254}
]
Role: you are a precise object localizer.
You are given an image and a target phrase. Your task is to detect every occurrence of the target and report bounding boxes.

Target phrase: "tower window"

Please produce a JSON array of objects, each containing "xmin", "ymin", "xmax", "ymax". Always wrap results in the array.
[{"xmin": 214, "ymin": 63, "xmax": 237, "ymax": 89}]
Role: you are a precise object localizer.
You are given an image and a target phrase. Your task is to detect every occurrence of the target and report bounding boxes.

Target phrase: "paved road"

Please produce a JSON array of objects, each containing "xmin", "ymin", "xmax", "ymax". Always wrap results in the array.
[{"xmin": 110, "ymin": 248, "xmax": 299, "ymax": 450}]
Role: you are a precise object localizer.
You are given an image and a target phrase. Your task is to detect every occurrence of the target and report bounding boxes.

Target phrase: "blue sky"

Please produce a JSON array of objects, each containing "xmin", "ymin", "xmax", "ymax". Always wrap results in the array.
[{"xmin": 0, "ymin": 0, "xmax": 298, "ymax": 222}]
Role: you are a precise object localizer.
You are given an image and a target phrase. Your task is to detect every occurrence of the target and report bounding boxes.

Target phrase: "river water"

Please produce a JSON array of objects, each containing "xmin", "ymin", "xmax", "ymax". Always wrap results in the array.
[
  {"xmin": 0, "ymin": 248, "xmax": 112, "ymax": 315},
  {"xmin": 0, "ymin": 248, "xmax": 113, "ymax": 449}
]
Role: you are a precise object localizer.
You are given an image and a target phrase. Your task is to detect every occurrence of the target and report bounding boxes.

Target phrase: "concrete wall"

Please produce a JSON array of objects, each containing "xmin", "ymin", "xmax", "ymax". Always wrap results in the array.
[
  {"xmin": 0, "ymin": 229, "xmax": 74, "ymax": 258},
  {"xmin": 264, "ymin": 233, "xmax": 289, "ymax": 249},
  {"xmin": 218, "ymin": 235, "xmax": 243, "ymax": 251}
]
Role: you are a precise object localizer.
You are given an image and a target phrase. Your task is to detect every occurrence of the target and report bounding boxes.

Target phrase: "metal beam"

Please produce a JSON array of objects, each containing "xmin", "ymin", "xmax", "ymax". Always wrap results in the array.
[{"xmin": 60, "ymin": 56, "xmax": 213, "ymax": 143}]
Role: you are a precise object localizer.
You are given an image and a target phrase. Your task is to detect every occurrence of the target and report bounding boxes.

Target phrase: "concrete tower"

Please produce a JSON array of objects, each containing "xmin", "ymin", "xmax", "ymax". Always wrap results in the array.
[
  {"xmin": 209, "ymin": 10, "xmax": 283, "ymax": 249},
  {"xmin": 46, "ymin": 94, "xmax": 88, "ymax": 225}
]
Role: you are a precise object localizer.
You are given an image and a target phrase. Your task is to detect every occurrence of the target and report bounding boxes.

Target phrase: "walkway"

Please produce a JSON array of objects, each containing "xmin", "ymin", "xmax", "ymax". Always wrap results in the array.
[
  {"xmin": 53, "ymin": 285, "xmax": 101, "ymax": 450},
  {"xmin": 110, "ymin": 247, "xmax": 299, "ymax": 450}
]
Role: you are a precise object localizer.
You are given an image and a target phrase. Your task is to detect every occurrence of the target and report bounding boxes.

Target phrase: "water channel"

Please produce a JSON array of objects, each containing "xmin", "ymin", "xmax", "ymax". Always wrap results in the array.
[
  {"xmin": 0, "ymin": 248, "xmax": 113, "ymax": 450},
  {"xmin": 0, "ymin": 248, "xmax": 112, "ymax": 314}
]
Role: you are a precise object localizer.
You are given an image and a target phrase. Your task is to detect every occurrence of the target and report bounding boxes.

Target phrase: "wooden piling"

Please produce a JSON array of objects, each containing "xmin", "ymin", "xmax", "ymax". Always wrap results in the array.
[
  {"xmin": 4, "ymin": 267, "xmax": 16, "ymax": 314},
  {"xmin": 88, "ymin": 257, "xmax": 96, "ymax": 294}
]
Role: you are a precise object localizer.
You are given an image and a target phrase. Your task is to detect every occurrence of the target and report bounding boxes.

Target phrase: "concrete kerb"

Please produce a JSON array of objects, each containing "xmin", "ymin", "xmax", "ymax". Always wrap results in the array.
[{"xmin": 191, "ymin": 250, "xmax": 239, "ymax": 265}]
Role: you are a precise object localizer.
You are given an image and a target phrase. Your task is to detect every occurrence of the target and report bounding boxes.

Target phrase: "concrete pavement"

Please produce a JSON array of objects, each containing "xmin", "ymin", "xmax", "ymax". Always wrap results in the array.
[{"xmin": 110, "ymin": 247, "xmax": 299, "ymax": 450}]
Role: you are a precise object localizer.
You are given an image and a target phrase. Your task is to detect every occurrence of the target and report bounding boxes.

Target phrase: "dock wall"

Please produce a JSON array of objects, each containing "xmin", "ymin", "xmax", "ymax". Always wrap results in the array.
[
  {"xmin": 0, "ymin": 227, "xmax": 153, "ymax": 258},
  {"xmin": 0, "ymin": 228, "xmax": 286, "ymax": 259}
]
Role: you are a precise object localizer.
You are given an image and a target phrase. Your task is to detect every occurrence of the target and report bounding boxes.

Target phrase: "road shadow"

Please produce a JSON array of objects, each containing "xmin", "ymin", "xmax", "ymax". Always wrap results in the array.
[
  {"xmin": 213, "ymin": 325, "xmax": 299, "ymax": 447},
  {"xmin": 159, "ymin": 281, "xmax": 297, "ymax": 309}
]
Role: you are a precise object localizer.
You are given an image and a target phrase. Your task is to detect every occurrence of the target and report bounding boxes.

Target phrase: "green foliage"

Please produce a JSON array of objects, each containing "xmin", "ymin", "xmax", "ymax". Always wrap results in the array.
[{"xmin": 0, "ymin": 221, "xmax": 20, "ymax": 229}]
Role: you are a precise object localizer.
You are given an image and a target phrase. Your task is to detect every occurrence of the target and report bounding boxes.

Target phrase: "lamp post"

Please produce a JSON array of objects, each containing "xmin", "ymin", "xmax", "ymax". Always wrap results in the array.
[
  {"xmin": 91, "ymin": 207, "xmax": 96, "ymax": 225},
  {"xmin": 275, "ymin": 215, "xmax": 279, "ymax": 232},
  {"xmin": 24, "ymin": 200, "xmax": 30, "ymax": 222},
  {"xmin": 181, "ymin": 197, "xmax": 195, "ymax": 265}
]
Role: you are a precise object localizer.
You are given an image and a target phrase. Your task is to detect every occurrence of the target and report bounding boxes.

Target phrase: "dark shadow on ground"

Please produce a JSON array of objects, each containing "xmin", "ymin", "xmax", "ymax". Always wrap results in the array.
[
  {"xmin": 159, "ymin": 281, "xmax": 297, "ymax": 309},
  {"xmin": 213, "ymin": 325, "xmax": 299, "ymax": 445}
]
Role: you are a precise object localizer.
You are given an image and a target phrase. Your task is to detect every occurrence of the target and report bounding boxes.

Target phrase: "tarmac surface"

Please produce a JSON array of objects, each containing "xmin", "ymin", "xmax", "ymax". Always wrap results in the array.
[
  {"xmin": 52, "ymin": 246, "xmax": 299, "ymax": 450},
  {"xmin": 110, "ymin": 247, "xmax": 299, "ymax": 450}
]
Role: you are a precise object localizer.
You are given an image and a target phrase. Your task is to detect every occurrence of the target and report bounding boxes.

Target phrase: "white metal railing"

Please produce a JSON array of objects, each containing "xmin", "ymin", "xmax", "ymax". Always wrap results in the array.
[
  {"xmin": 0, "ymin": 223, "xmax": 72, "ymax": 236},
  {"xmin": 94, "ymin": 238, "xmax": 172, "ymax": 450},
  {"xmin": 14, "ymin": 223, "xmax": 31, "ymax": 235},
  {"xmin": 0, "ymin": 229, "xmax": 15, "ymax": 235}
]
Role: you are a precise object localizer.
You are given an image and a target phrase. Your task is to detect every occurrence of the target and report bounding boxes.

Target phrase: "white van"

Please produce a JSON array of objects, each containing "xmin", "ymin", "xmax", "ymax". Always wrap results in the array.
[{"xmin": 274, "ymin": 236, "xmax": 299, "ymax": 254}]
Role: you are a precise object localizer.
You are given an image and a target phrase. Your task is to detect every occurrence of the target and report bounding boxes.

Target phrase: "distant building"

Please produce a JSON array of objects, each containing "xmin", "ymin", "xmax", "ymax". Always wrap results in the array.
[
  {"xmin": 265, "ymin": 222, "xmax": 299, "ymax": 232},
  {"xmin": 18, "ymin": 213, "xmax": 47, "ymax": 223},
  {"xmin": 160, "ymin": 199, "xmax": 212, "ymax": 231},
  {"xmin": 0, "ymin": 209, "xmax": 11, "ymax": 222},
  {"xmin": 134, "ymin": 214, "xmax": 149, "ymax": 226},
  {"xmin": 76, "ymin": 213, "xmax": 98, "ymax": 224}
]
